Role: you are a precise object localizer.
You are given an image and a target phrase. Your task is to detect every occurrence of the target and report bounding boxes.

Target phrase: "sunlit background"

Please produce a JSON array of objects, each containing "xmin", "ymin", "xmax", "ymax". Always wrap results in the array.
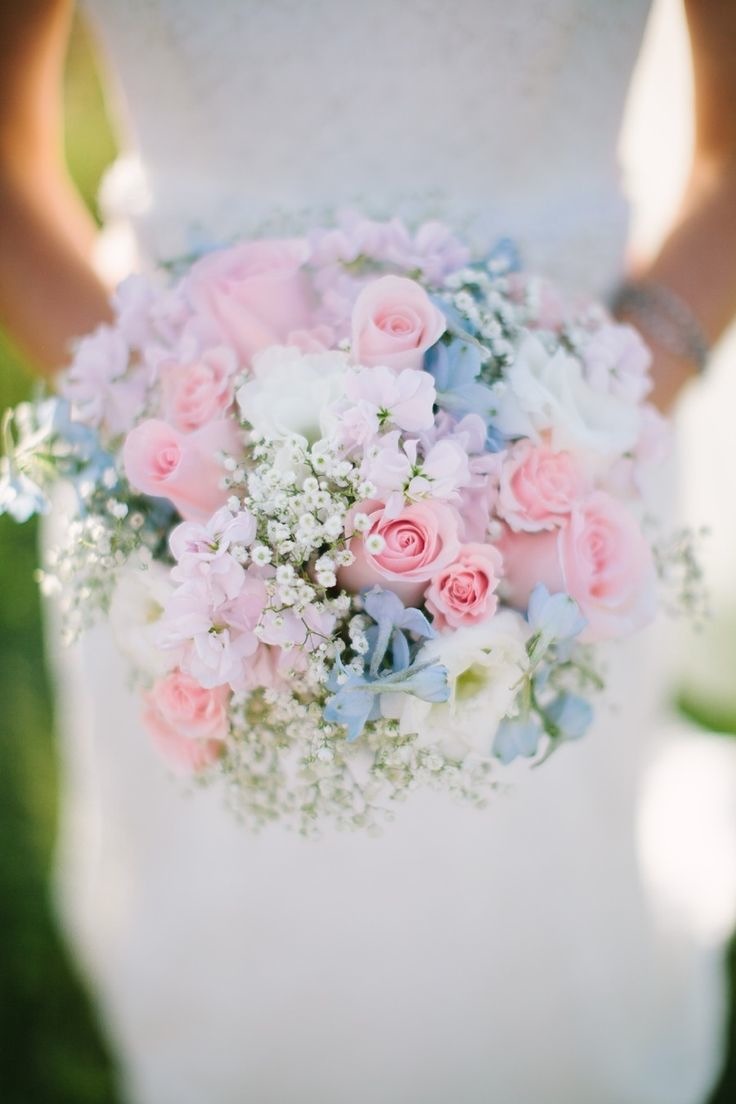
[{"xmin": 0, "ymin": 2, "xmax": 735, "ymax": 1100}]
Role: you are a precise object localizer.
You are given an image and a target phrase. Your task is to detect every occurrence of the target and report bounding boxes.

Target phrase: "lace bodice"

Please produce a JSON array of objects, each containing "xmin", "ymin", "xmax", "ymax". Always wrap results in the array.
[{"xmin": 84, "ymin": 0, "xmax": 651, "ymax": 289}]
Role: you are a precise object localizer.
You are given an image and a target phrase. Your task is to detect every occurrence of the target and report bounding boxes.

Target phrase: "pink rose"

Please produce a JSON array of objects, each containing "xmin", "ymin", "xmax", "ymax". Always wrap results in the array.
[
  {"xmin": 123, "ymin": 417, "xmax": 240, "ymax": 522},
  {"xmin": 425, "ymin": 543, "xmax": 503, "ymax": 630},
  {"xmin": 499, "ymin": 491, "xmax": 656, "ymax": 641},
  {"xmin": 351, "ymin": 275, "xmax": 446, "ymax": 371},
  {"xmin": 186, "ymin": 239, "xmax": 313, "ymax": 364},
  {"xmin": 160, "ymin": 345, "xmax": 238, "ymax": 432},
  {"xmin": 142, "ymin": 669, "xmax": 228, "ymax": 772},
  {"xmin": 496, "ymin": 441, "xmax": 587, "ymax": 532},
  {"xmin": 339, "ymin": 499, "xmax": 461, "ymax": 605}
]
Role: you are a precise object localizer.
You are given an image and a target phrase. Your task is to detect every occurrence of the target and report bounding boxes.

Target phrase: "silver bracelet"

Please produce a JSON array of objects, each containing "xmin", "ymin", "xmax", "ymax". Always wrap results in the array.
[{"xmin": 609, "ymin": 280, "xmax": 710, "ymax": 373}]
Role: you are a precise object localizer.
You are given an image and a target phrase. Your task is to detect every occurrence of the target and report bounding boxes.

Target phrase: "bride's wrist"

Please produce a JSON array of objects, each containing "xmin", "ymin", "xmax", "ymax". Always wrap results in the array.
[{"xmin": 609, "ymin": 279, "xmax": 710, "ymax": 374}]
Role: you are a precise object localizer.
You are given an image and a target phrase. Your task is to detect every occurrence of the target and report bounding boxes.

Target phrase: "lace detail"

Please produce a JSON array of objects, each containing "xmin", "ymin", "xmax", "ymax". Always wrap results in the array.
[{"xmin": 86, "ymin": 0, "xmax": 651, "ymax": 288}]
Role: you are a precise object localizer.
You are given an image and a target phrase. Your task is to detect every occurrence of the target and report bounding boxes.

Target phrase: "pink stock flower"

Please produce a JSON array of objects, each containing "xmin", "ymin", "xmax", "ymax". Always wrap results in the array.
[
  {"xmin": 361, "ymin": 432, "xmax": 414, "ymax": 503},
  {"xmin": 308, "ymin": 213, "xmax": 469, "ymax": 283},
  {"xmin": 160, "ymin": 345, "xmax": 238, "ymax": 432},
  {"xmin": 362, "ymin": 434, "xmax": 471, "ymax": 507},
  {"xmin": 112, "ymin": 274, "xmax": 158, "ymax": 350},
  {"xmin": 185, "ymin": 238, "xmax": 313, "ymax": 364},
  {"xmin": 425, "ymin": 543, "xmax": 503, "ymax": 630},
  {"xmin": 62, "ymin": 324, "xmax": 147, "ymax": 438},
  {"xmin": 308, "ymin": 215, "xmax": 405, "ymax": 269},
  {"xmin": 169, "ymin": 506, "xmax": 256, "ymax": 585},
  {"xmin": 499, "ymin": 491, "xmax": 657, "ymax": 641},
  {"xmin": 401, "ymin": 221, "xmax": 471, "ymax": 283},
  {"xmin": 341, "ymin": 365, "xmax": 436, "ymax": 441},
  {"xmin": 142, "ymin": 669, "xmax": 228, "ymax": 772},
  {"xmin": 496, "ymin": 441, "xmax": 588, "ymax": 532},
  {"xmin": 240, "ymin": 643, "xmax": 294, "ymax": 692},
  {"xmin": 351, "ymin": 275, "xmax": 446, "ymax": 371},
  {"xmin": 123, "ymin": 417, "xmax": 240, "ymax": 522},
  {"xmin": 157, "ymin": 568, "xmax": 268, "ymax": 690},
  {"xmin": 406, "ymin": 438, "xmax": 472, "ymax": 501},
  {"xmin": 455, "ymin": 452, "xmax": 503, "ymax": 543},
  {"xmin": 340, "ymin": 499, "xmax": 462, "ymax": 605}
]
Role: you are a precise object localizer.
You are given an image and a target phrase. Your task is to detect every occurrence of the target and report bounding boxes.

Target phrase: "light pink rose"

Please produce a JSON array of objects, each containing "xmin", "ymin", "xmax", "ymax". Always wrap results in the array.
[
  {"xmin": 123, "ymin": 417, "xmax": 240, "ymax": 521},
  {"xmin": 159, "ymin": 345, "xmax": 238, "ymax": 432},
  {"xmin": 499, "ymin": 491, "xmax": 657, "ymax": 641},
  {"xmin": 185, "ymin": 239, "xmax": 313, "ymax": 364},
  {"xmin": 496, "ymin": 441, "xmax": 587, "ymax": 532},
  {"xmin": 425, "ymin": 543, "xmax": 503, "ymax": 630},
  {"xmin": 339, "ymin": 499, "xmax": 461, "ymax": 605},
  {"xmin": 351, "ymin": 275, "xmax": 446, "ymax": 371},
  {"xmin": 142, "ymin": 669, "xmax": 228, "ymax": 772}
]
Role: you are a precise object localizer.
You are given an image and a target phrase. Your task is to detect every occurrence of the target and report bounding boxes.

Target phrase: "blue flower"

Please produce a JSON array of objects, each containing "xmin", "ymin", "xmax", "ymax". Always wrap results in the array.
[
  {"xmin": 484, "ymin": 423, "xmax": 507, "ymax": 453},
  {"xmin": 323, "ymin": 665, "xmax": 382, "ymax": 742},
  {"xmin": 483, "ymin": 237, "xmax": 522, "ymax": 276},
  {"xmin": 527, "ymin": 584, "xmax": 586, "ymax": 659},
  {"xmin": 361, "ymin": 586, "xmax": 434, "ymax": 677},
  {"xmin": 428, "ymin": 294, "xmax": 470, "ymax": 334},
  {"xmin": 0, "ymin": 459, "xmax": 49, "ymax": 522},
  {"xmin": 424, "ymin": 340, "xmax": 499, "ymax": 423},
  {"xmin": 492, "ymin": 715, "xmax": 543, "ymax": 765},
  {"xmin": 324, "ymin": 655, "xmax": 449, "ymax": 743},
  {"xmin": 543, "ymin": 693, "xmax": 593, "ymax": 742}
]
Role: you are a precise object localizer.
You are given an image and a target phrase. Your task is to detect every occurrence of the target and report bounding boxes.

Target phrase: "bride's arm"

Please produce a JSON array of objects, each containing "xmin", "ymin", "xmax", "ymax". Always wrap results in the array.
[
  {"xmin": 0, "ymin": 0, "xmax": 111, "ymax": 377},
  {"xmin": 624, "ymin": 0, "xmax": 736, "ymax": 411}
]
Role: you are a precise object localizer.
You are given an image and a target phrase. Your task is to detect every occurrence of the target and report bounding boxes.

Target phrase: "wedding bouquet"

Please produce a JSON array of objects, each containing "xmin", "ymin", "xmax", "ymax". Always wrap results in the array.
[{"xmin": 1, "ymin": 214, "xmax": 694, "ymax": 830}]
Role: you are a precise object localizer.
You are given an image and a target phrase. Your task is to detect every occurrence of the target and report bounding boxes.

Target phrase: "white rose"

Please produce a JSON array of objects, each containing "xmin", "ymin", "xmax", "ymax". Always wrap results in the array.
[
  {"xmin": 109, "ymin": 554, "xmax": 177, "ymax": 676},
  {"xmin": 236, "ymin": 346, "xmax": 348, "ymax": 442},
  {"xmin": 492, "ymin": 334, "xmax": 641, "ymax": 470},
  {"xmin": 383, "ymin": 610, "xmax": 530, "ymax": 759}
]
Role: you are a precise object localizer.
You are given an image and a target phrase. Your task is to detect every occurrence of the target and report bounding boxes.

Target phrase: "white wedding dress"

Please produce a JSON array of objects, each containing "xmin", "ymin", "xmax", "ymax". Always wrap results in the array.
[{"xmin": 48, "ymin": 2, "xmax": 736, "ymax": 1102}]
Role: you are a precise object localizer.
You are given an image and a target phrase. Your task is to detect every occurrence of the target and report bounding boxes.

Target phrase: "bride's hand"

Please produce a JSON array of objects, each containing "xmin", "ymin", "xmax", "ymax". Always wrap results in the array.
[
  {"xmin": 617, "ymin": 1, "xmax": 736, "ymax": 414},
  {"xmin": 0, "ymin": 0, "xmax": 112, "ymax": 377}
]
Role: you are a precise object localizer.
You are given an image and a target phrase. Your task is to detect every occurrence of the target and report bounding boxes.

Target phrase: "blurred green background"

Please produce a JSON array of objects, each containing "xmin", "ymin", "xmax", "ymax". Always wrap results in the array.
[{"xmin": 0, "ymin": 15, "xmax": 734, "ymax": 1104}]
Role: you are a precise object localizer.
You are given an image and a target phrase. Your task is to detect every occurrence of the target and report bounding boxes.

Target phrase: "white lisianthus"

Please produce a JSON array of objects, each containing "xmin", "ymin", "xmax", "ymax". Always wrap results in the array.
[
  {"xmin": 382, "ymin": 610, "xmax": 530, "ymax": 759},
  {"xmin": 492, "ymin": 334, "xmax": 640, "ymax": 470},
  {"xmin": 237, "ymin": 346, "xmax": 348, "ymax": 442},
  {"xmin": 109, "ymin": 554, "xmax": 178, "ymax": 676}
]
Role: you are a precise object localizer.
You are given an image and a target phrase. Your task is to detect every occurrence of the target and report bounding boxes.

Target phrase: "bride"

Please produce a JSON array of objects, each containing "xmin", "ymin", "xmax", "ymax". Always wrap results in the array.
[{"xmin": 2, "ymin": 2, "xmax": 736, "ymax": 1102}]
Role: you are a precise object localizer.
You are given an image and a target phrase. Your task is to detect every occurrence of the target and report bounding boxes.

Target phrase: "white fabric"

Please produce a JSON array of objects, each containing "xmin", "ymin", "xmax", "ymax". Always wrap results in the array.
[{"xmin": 49, "ymin": 2, "xmax": 736, "ymax": 1101}]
